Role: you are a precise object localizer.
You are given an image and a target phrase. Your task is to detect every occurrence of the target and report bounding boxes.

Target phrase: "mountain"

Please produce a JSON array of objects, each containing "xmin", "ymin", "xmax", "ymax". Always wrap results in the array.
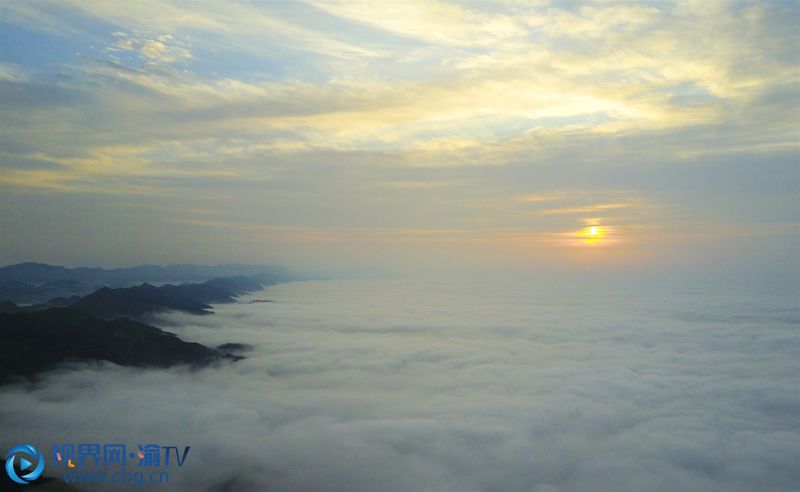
[
  {"xmin": 71, "ymin": 274, "xmax": 282, "ymax": 319},
  {"xmin": 71, "ymin": 283, "xmax": 214, "ymax": 319},
  {"xmin": 0, "ymin": 262, "xmax": 295, "ymax": 305},
  {"xmin": 0, "ymin": 262, "xmax": 293, "ymax": 284},
  {"xmin": 0, "ymin": 279, "xmax": 77, "ymax": 305},
  {"xmin": 0, "ymin": 307, "xmax": 241, "ymax": 385},
  {"xmin": 217, "ymin": 343, "xmax": 254, "ymax": 354},
  {"xmin": 159, "ymin": 282, "xmax": 238, "ymax": 304},
  {"xmin": 0, "ymin": 295, "xmax": 84, "ymax": 314},
  {"xmin": 206, "ymin": 275, "xmax": 270, "ymax": 294},
  {"xmin": 0, "ymin": 263, "xmax": 72, "ymax": 283},
  {"xmin": 43, "ymin": 295, "xmax": 82, "ymax": 307},
  {"xmin": 0, "ymin": 278, "xmax": 103, "ymax": 305},
  {"xmin": 1, "ymin": 274, "xmax": 278, "ymax": 319},
  {"xmin": 0, "ymin": 300, "xmax": 22, "ymax": 313}
]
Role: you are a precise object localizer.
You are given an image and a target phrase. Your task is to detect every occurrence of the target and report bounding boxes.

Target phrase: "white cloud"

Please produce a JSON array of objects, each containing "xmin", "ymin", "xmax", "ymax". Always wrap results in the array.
[
  {"xmin": 108, "ymin": 32, "xmax": 192, "ymax": 64},
  {"xmin": 0, "ymin": 279, "xmax": 797, "ymax": 491},
  {"xmin": 310, "ymin": 0, "xmax": 526, "ymax": 47}
]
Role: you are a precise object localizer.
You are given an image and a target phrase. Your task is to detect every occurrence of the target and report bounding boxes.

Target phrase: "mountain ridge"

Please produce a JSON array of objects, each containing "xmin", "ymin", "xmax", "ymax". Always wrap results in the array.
[
  {"xmin": 0, "ymin": 262, "xmax": 295, "ymax": 304},
  {"xmin": 0, "ymin": 307, "xmax": 242, "ymax": 385},
  {"xmin": 0, "ymin": 262, "xmax": 293, "ymax": 284},
  {"xmin": 1, "ymin": 275, "xmax": 277, "ymax": 320}
]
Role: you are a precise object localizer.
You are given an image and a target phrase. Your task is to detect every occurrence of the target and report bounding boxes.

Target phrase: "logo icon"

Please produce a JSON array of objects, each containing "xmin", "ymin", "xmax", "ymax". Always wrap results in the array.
[{"xmin": 5, "ymin": 445, "xmax": 44, "ymax": 485}]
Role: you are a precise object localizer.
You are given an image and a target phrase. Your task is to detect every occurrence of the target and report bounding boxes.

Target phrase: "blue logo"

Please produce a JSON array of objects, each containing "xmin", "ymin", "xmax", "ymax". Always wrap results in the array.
[{"xmin": 5, "ymin": 445, "xmax": 45, "ymax": 485}]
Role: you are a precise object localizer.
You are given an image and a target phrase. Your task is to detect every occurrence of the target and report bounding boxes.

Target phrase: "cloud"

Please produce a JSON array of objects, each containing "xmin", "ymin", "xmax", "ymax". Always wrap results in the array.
[
  {"xmin": 309, "ymin": 0, "xmax": 526, "ymax": 47},
  {"xmin": 538, "ymin": 203, "xmax": 632, "ymax": 216},
  {"xmin": 4, "ymin": 0, "xmax": 384, "ymax": 60},
  {"xmin": 0, "ymin": 1, "xmax": 796, "ymax": 272},
  {"xmin": 108, "ymin": 32, "xmax": 193, "ymax": 65},
  {"xmin": 0, "ymin": 279, "xmax": 797, "ymax": 491},
  {"xmin": 0, "ymin": 62, "xmax": 29, "ymax": 82},
  {"xmin": 2, "ymin": 0, "xmax": 797, "ymax": 169}
]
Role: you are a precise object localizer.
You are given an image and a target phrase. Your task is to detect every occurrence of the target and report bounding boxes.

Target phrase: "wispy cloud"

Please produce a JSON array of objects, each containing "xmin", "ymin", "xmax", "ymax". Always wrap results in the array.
[
  {"xmin": 538, "ymin": 203, "xmax": 632, "ymax": 216},
  {"xmin": 107, "ymin": 32, "xmax": 192, "ymax": 65},
  {"xmin": 0, "ymin": 0, "xmax": 797, "ymax": 269}
]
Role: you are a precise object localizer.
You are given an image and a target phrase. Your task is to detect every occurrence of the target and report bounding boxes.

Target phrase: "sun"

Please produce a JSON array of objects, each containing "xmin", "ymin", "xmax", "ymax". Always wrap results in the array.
[{"xmin": 578, "ymin": 225, "xmax": 606, "ymax": 244}]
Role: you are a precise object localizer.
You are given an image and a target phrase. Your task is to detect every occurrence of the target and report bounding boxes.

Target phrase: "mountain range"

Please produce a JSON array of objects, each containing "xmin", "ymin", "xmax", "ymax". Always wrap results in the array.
[
  {"xmin": 0, "ymin": 262, "xmax": 294, "ymax": 385},
  {"xmin": 0, "ymin": 262, "xmax": 292, "ymax": 284},
  {"xmin": 0, "ymin": 307, "xmax": 242, "ymax": 385},
  {"xmin": 0, "ymin": 262, "xmax": 293, "ymax": 305}
]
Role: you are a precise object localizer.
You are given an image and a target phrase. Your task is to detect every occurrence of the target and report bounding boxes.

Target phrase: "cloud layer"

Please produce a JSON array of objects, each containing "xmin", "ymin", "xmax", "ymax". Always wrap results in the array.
[{"xmin": 0, "ymin": 279, "xmax": 797, "ymax": 491}]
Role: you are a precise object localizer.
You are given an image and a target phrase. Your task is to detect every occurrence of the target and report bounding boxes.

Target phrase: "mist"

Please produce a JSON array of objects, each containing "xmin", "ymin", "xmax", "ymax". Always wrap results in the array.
[{"xmin": 1, "ymin": 278, "xmax": 797, "ymax": 491}]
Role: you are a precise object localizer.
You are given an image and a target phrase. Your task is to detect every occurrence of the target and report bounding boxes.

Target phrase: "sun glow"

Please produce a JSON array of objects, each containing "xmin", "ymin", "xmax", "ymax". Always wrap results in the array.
[{"xmin": 578, "ymin": 225, "xmax": 606, "ymax": 245}]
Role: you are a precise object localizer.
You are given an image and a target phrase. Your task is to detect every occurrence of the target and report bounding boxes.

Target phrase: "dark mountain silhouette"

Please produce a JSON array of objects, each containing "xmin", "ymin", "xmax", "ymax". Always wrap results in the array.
[
  {"xmin": 0, "ymin": 263, "xmax": 72, "ymax": 283},
  {"xmin": 70, "ymin": 275, "xmax": 281, "ymax": 320},
  {"xmin": 0, "ymin": 295, "xmax": 82, "ymax": 314},
  {"xmin": 0, "ymin": 278, "xmax": 102, "ymax": 305},
  {"xmin": 0, "ymin": 279, "xmax": 50, "ymax": 304},
  {"xmin": 40, "ymin": 278, "xmax": 84, "ymax": 290},
  {"xmin": 0, "ymin": 262, "xmax": 295, "ymax": 304},
  {"xmin": 2, "ymin": 274, "xmax": 280, "ymax": 319},
  {"xmin": 0, "ymin": 307, "xmax": 241, "ymax": 385},
  {"xmin": 72, "ymin": 283, "xmax": 214, "ymax": 319},
  {"xmin": 159, "ymin": 282, "xmax": 238, "ymax": 304},
  {"xmin": 206, "ymin": 275, "xmax": 267, "ymax": 294},
  {"xmin": 0, "ymin": 265, "xmax": 280, "ymax": 387},
  {"xmin": 44, "ymin": 295, "xmax": 82, "ymax": 307},
  {"xmin": 0, "ymin": 300, "xmax": 22, "ymax": 313},
  {"xmin": 0, "ymin": 262, "xmax": 293, "ymax": 284},
  {"xmin": 217, "ymin": 343, "xmax": 254, "ymax": 354}
]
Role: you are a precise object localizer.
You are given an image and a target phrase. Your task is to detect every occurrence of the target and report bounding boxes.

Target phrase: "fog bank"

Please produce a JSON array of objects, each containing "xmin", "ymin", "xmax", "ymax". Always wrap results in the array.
[{"xmin": 1, "ymin": 279, "xmax": 798, "ymax": 491}]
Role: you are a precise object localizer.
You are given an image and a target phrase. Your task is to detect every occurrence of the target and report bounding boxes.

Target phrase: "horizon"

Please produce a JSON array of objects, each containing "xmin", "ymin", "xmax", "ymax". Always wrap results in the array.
[{"xmin": 2, "ymin": 259, "xmax": 796, "ymax": 293}]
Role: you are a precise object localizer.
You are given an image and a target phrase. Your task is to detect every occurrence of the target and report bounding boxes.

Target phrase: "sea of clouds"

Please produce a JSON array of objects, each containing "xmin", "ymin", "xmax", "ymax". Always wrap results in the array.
[{"xmin": 0, "ymin": 278, "xmax": 798, "ymax": 491}]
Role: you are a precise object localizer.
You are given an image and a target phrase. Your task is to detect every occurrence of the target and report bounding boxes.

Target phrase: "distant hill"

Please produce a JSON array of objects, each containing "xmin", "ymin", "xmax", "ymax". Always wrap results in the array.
[
  {"xmin": 72, "ymin": 275, "xmax": 276, "ymax": 320},
  {"xmin": 0, "ymin": 307, "xmax": 241, "ymax": 385},
  {"xmin": 206, "ymin": 275, "xmax": 269, "ymax": 294},
  {"xmin": 1, "ymin": 275, "xmax": 279, "ymax": 319},
  {"xmin": 0, "ymin": 295, "xmax": 83, "ymax": 314},
  {"xmin": 0, "ymin": 262, "xmax": 293, "ymax": 284},
  {"xmin": 72, "ymin": 283, "xmax": 214, "ymax": 319},
  {"xmin": 0, "ymin": 262, "xmax": 295, "ymax": 304},
  {"xmin": 159, "ymin": 282, "xmax": 238, "ymax": 305}
]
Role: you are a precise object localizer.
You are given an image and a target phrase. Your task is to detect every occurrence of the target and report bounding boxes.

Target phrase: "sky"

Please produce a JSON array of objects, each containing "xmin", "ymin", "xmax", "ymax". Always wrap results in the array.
[{"xmin": 0, "ymin": 0, "xmax": 798, "ymax": 279}]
